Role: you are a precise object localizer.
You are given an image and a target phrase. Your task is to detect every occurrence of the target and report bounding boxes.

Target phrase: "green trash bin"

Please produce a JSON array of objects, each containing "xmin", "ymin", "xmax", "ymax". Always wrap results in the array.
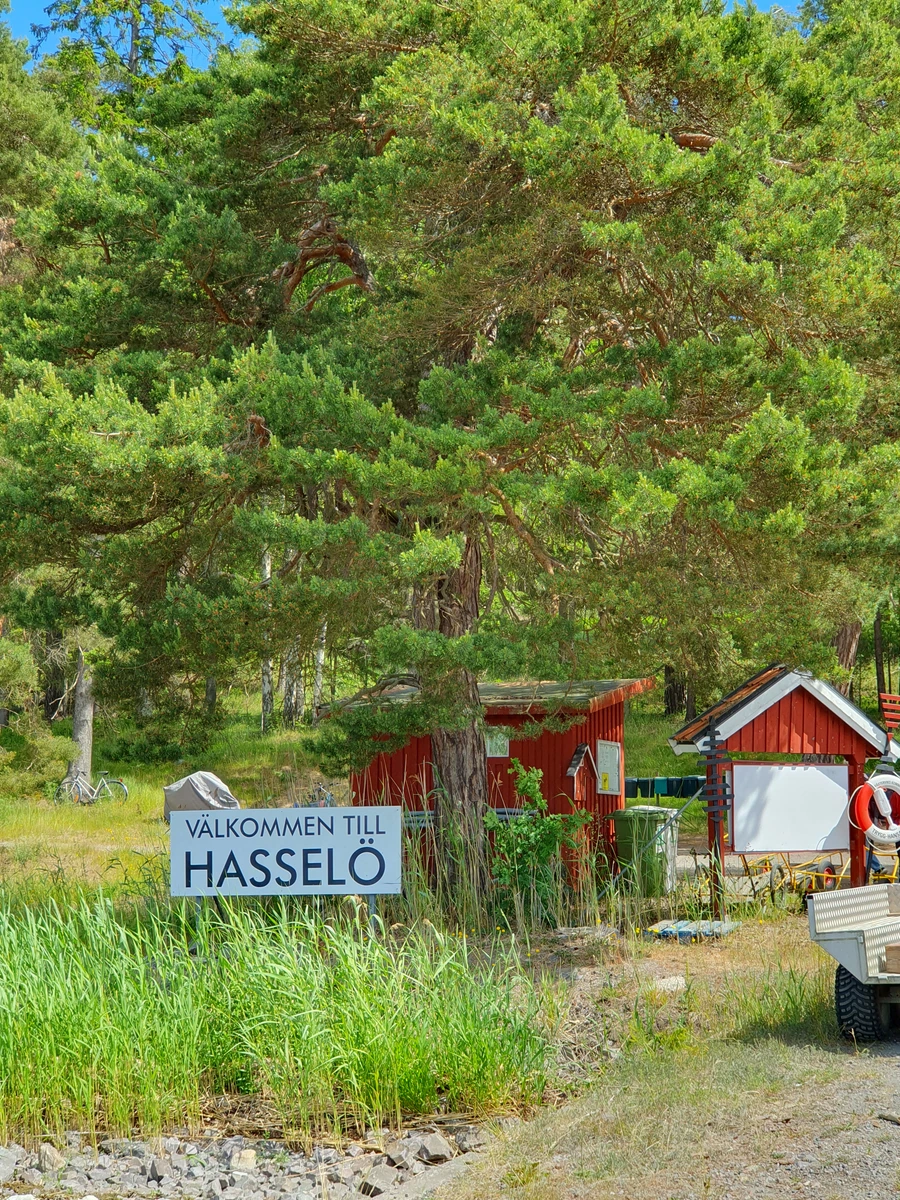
[{"xmin": 611, "ymin": 805, "xmax": 678, "ymax": 896}]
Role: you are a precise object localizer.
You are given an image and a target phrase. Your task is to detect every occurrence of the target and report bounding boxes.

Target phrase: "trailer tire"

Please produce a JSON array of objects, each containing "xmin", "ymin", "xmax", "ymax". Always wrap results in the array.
[{"xmin": 835, "ymin": 965, "xmax": 885, "ymax": 1042}]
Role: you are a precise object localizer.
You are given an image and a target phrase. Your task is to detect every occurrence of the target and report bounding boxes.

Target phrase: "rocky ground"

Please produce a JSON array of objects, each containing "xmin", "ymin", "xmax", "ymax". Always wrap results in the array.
[{"xmin": 0, "ymin": 1125, "xmax": 498, "ymax": 1200}]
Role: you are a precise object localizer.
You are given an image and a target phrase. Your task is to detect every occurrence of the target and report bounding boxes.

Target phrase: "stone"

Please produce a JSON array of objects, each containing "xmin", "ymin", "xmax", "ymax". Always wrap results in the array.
[
  {"xmin": 0, "ymin": 1147, "xmax": 18, "ymax": 1182},
  {"xmin": 494, "ymin": 1117, "xmax": 523, "ymax": 1134},
  {"xmin": 66, "ymin": 1132, "xmax": 84, "ymax": 1150},
  {"xmin": 359, "ymin": 1165, "xmax": 399, "ymax": 1196},
  {"xmin": 21, "ymin": 1167, "xmax": 43, "ymax": 1186},
  {"xmin": 390, "ymin": 1152, "xmax": 477, "ymax": 1199},
  {"xmin": 16, "ymin": 1194, "xmax": 38, "ymax": 1200},
  {"xmin": 415, "ymin": 1134, "xmax": 454, "ymax": 1164},
  {"xmin": 172, "ymin": 1154, "xmax": 190, "ymax": 1172},
  {"xmin": 79, "ymin": 1194, "xmax": 102, "ymax": 1200},
  {"xmin": 326, "ymin": 1185, "xmax": 352, "ymax": 1200},
  {"xmin": 384, "ymin": 1143, "xmax": 415, "ymax": 1171},
  {"xmin": 230, "ymin": 1149, "xmax": 257, "ymax": 1173},
  {"xmin": 149, "ymin": 1156, "xmax": 174, "ymax": 1181},
  {"xmin": 454, "ymin": 1128, "xmax": 490, "ymax": 1155},
  {"xmin": 653, "ymin": 974, "xmax": 687, "ymax": 994},
  {"xmin": 229, "ymin": 1172, "xmax": 256, "ymax": 1189},
  {"xmin": 39, "ymin": 1143, "xmax": 68, "ymax": 1173},
  {"xmin": 313, "ymin": 1148, "xmax": 339, "ymax": 1166},
  {"xmin": 100, "ymin": 1140, "xmax": 131, "ymax": 1155}
]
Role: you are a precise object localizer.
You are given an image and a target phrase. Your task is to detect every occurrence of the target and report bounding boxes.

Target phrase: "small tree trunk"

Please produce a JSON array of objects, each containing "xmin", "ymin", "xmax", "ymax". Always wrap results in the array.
[
  {"xmin": 205, "ymin": 675, "xmax": 217, "ymax": 717},
  {"xmin": 127, "ymin": 7, "xmax": 140, "ymax": 76},
  {"xmin": 311, "ymin": 620, "xmax": 327, "ymax": 724},
  {"xmin": 70, "ymin": 647, "xmax": 94, "ymax": 781},
  {"xmin": 833, "ymin": 620, "xmax": 862, "ymax": 696},
  {"xmin": 664, "ymin": 666, "xmax": 685, "ymax": 716},
  {"xmin": 282, "ymin": 643, "xmax": 304, "ymax": 728},
  {"xmin": 42, "ymin": 629, "xmax": 65, "ymax": 721},
  {"xmin": 685, "ymin": 684, "xmax": 696, "ymax": 722},
  {"xmin": 428, "ymin": 535, "xmax": 488, "ymax": 894},
  {"xmin": 875, "ymin": 608, "xmax": 886, "ymax": 704},
  {"xmin": 0, "ymin": 616, "xmax": 8, "ymax": 727},
  {"xmin": 136, "ymin": 688, "xmax": 153, "ymax": 718},
  {"xmin": 261, "ymin": 551, "xmax": 274, "ymax": 733}
]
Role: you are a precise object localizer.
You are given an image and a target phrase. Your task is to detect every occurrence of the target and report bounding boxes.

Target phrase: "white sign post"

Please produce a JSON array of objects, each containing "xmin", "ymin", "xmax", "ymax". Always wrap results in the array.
[{"xmin": 169, "ymin": 806, "xmax": 402, "ymax": 897}]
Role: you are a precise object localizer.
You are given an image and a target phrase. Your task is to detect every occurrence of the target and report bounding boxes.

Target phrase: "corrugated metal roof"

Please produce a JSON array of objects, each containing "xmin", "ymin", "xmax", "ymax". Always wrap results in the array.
[{"xmin": 347, "ymin": 677, "xmax": 654, "ymax": 715}]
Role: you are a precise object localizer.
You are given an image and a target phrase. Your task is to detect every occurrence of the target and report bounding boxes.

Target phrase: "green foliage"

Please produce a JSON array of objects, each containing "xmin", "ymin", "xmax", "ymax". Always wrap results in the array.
[
  {"xmin": 0, "ymin": 17, "xmax": 73, "ymax": 212},
  {"xmin": 3, "ymin": 0, "xmax": 900, "ymax": 798},
  {"xmin": 0, "ymin": 712, "xmax": 73, "ymax": 800},
  {"xmin": 0, "ymin": 899, "xmax": 549, "ymax": 1138},
  {"xmin": 0, "ymin": 632, "xmax": 73, "ymax": 798},
  {"xmin": 485, "ymin": 759, "xmax": 591, "ymax": 920}
]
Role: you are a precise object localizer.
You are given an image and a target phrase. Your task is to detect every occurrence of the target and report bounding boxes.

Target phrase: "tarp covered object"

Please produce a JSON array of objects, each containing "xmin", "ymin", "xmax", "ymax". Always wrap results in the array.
[{"xmin": 163, "ymin": 770, "xmax": 241, "ymax": 823}]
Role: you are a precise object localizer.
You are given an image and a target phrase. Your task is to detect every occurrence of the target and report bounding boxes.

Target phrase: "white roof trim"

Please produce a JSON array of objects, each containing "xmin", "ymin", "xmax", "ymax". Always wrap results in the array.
[{"xmin": 668, "ymin": 669, "xmax": 900, "ymax": 762}]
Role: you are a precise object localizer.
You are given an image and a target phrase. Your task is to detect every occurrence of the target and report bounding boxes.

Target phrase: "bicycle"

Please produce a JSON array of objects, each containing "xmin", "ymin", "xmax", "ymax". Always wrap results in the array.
[
  {"xmin": 292, "ymin": 782, "xmax": 336, "ymax": 808},
  {"xmin": 54, "ymin": 771, "xmax": 128, "ymax": 805}
]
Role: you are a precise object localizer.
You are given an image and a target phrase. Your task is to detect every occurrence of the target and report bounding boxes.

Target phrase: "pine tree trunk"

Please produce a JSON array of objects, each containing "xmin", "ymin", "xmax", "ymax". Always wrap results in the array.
[
  {"xmin": 664, "ymin": 666, "xmax": 685, "ymax": 716},
  {"xmin": 70, "ymin": 646, "xmax": 94, "ymax": 781},
  {"xmin": 261, "ymin": 551, "xmax": 274, "ymax": 733},
  {"xmin": 42, "ymin": 630, "xmax": 65, "ymax": 721},
  {"xmin": 875, "ymin": 608, "xmax": 886, "ymax": 702},
  {"xmin": 311, "ymin": 621, "xmax": 327, "ymax": 724},
  {"xmin": 685, "ymin": 684, "xmax": 696, "ymax": 721},
  {"xmin": 833, "ymin": 620, "xmax": 862, "ymax": 696},
  {"xmin": 205, "ymin": 675, "xmax": 217, "ymax": 717},
  {"xmin": 428, "ymin": 535, "xmax": 488, "ymax": 893}
]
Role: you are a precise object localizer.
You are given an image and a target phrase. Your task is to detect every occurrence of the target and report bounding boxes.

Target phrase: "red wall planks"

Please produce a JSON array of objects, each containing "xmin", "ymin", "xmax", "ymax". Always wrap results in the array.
[
  {"xmin": 350, "ymin": 700, "xmax": 628, "ymax": 833},
  {"xmin": 722, "ymin": 689, "xmax": 872, "ymax": 761}
]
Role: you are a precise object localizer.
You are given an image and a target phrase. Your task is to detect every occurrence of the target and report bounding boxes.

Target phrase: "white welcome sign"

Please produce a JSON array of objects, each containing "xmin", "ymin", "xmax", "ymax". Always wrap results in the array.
[{"xmin": 170, "ymin": 807, "xmax": 402, "ymax": 896}]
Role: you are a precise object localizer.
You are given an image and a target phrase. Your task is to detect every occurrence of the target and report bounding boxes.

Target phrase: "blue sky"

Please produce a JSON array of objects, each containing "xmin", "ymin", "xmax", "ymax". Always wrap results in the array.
[
  {"xmin": 6, "ymin": 0, "xmax": 228, "ymax": 50},
  {"xmin": 6, "ymin": 0, "xmax": 800, "ymax": 55}
]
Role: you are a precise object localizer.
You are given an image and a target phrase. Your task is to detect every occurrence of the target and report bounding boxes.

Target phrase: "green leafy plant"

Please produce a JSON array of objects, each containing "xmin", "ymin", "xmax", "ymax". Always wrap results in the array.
[{"xmin": 485, "ymin": 759, "xmax": 591, "ymax": 922}]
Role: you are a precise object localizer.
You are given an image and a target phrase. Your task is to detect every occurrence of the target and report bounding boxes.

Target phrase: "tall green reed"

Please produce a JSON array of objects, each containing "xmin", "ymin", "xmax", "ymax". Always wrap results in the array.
[{"xmin": 0, "ymin": 899, "xmax": 550, "ymax": 1140}]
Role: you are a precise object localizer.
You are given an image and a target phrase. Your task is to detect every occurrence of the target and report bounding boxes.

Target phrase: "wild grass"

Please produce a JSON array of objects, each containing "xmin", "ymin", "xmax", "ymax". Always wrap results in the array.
[
  {"xmin": 0, "ymin": 899, "xmax": 551, "ymax": 1142},
  {"xmin": 453, "ymin": 915, "xmax": 844, "ymax": 1200}
]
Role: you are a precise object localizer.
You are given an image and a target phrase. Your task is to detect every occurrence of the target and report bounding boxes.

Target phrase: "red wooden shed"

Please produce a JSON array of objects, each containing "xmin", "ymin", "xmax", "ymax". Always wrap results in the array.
[
  {"xmin": 351, "ymin": 678, "xmax": 654, "ymax": 833},
  {"xmin": 670, "ymin": 664, "xmax": 900, "ymax": 887}
]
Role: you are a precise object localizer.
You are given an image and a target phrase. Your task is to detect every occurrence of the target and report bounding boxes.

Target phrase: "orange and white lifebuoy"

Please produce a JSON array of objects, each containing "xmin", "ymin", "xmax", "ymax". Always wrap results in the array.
[{"xmin": 850, "ymin": 773, "xmax": 900, "ymax": 848}]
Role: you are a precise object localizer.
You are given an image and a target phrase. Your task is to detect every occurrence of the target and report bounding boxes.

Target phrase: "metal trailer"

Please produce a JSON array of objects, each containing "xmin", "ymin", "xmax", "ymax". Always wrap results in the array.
[{"xmin": 808, "ymin": 883, "xmax": 900, "ymax": 1040}]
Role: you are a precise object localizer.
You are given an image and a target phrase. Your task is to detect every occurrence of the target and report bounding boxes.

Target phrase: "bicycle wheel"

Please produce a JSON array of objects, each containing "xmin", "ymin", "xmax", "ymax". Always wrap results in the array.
[
  {"xmin": 73, "ymin": 779, "xmax": 95, "ymax": 804},
  {"xmin": 54, "ymin": 778, "xmax": 78, "ymax": 804},
  {"xmin": 106, "ymin": 779, "xmax": 128, "ymax": 802}
]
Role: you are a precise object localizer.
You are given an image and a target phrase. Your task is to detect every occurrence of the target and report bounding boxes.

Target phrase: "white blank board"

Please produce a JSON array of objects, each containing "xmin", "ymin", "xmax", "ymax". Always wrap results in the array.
[{"xmin": 732, "ymin": 763, "xmax": 849, "ymax": 853}]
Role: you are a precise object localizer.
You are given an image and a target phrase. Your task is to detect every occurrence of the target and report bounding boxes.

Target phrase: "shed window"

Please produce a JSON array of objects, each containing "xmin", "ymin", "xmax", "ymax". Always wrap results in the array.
[{"xmin": 485, "ymin": 731, "xmax": 510, "ymax": 758}]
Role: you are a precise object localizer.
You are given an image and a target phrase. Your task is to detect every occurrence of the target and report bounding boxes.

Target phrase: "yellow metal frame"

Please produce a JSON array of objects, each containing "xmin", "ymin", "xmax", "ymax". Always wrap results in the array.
[{"xmin": 739, "ymin": 851, "xmax": 849, "ymax": 896}]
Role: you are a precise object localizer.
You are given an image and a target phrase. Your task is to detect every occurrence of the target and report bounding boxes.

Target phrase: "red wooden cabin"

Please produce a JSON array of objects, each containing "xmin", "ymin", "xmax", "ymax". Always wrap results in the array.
[
  {"xmin": 350, "ymin": 678, "xmax": 655, "ymax": 836},
  {"xmin": 670, "ymin": 664, "xmax": 900, "ymax": 888}
]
